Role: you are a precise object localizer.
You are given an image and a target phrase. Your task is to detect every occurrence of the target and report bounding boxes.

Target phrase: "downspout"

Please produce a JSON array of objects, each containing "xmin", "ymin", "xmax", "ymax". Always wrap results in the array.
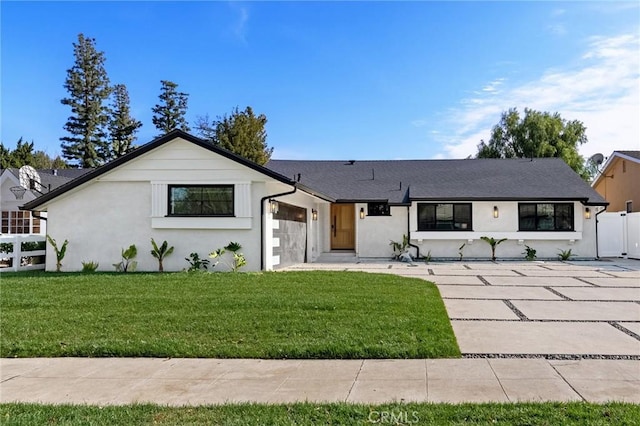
[
  {"xmin": 260, "ymin": 184, "xmax": 298, "ymax": 270},
  {"xmin": 406, "ymin": 206, "xmax": 421, "ymax": 259},
  {"xmin": 595, "ymin": 206, "xmax": 606, "ymax": 259}
]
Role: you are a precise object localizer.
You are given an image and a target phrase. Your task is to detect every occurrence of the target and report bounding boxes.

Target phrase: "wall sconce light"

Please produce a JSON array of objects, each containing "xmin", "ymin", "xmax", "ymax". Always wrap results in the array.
[
  {"xmin": 269, "ymin": 200, "xmax": 278, "ymax": 214},
  {"xmin": 360, "ymin": 207, "xmax": 365, "ymax": 219},
  {"xmin": 493, "ymin": 206, "xmax": 499, "ymax": 218},
  {"xmin": 585, "ymin": 207, "xmax": 591, "ymax": 219},
  {"xmin": 312, "ymin": 209, "xmax": 318, "ymax": 221}
]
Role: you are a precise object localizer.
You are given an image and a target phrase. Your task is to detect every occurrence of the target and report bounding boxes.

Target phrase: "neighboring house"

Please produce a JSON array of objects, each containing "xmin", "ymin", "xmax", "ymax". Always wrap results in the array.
[
  {"xmin": 592, "ymin": 151, "xmax": 640, "ymax": 213},
  {"xmin": 21, "ymin": 130, "xmax": 607, "ymax": 272},
  {"xmin": 0, "ymin": 167, "xmax": 90, "ymax": 235}
]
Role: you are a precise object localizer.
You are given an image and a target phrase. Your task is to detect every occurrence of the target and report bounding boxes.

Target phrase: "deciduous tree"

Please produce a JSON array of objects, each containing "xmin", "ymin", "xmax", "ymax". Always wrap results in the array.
[
  {"xmin": 60, "ymin": 34, "xmax": 112, "ymax": 168},
  {"xmin": 476, "ymin": 108, "xmax": 589, "ymax": 180},
  {"xmin": 196, "ymin": 106, "xmax": 272, "ymax": 165},
  {"xmin": 151, "ymin": 80, "xmax": 190, "ymax": 135}
]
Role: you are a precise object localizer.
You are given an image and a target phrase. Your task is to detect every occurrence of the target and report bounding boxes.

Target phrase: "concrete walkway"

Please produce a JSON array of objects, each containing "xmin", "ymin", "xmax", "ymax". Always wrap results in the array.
[
  {"xmin": 2, "ymin": 357, "xmax": 639, "ymax": 405},
  {"xmin": 1, "ymin": 259, "xmax": 638, "ymax": 405}
]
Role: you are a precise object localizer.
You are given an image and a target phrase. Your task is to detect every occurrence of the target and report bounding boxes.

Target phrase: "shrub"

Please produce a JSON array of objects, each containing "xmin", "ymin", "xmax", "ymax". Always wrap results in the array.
[
  {"xmin": 185, "ymin": 252, "xmax": 209, "ymax": 272},
  {"xmin": 558, "ymin": 249, "xmax": 575, "ymax": 261},
  {"xmin": 81, "ymin": 261, "xmax": 99, "ymax": 273},
  {"xmin": 523, "ymin": 245, "xmax": 537, "ymax": 261}
]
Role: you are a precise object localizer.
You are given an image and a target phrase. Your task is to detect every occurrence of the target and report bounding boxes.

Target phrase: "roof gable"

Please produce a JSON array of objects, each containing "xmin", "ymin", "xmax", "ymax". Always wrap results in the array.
[
  {"xmin": 592, "ymin": 150, "xmax": 640, "ymax": 188},
  {"xmin": 21, "ymin": 130, "xmax": 298, "ymax": 210}
]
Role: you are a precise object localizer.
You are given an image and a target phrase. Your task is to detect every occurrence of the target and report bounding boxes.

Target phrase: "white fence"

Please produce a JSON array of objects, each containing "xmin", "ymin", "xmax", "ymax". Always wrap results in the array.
[
  {"xmin": 597, "ymin": 211, "xmax": 640, "ymax": 259},
  {"xmin": 0, "ymin": 235, "xmax": 46, "ymax": 272}
]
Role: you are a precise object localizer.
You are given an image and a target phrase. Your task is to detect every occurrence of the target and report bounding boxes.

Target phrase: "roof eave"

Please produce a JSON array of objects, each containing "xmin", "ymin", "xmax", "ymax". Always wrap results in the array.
[{"xmin": 21, "ymin": 130, "xmax": 298, "ymax": 211}]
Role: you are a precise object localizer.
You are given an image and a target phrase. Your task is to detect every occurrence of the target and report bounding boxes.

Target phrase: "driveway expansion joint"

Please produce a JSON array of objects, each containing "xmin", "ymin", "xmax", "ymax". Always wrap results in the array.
[
  {"xmin": 502, "ymin": 300, "xmax": 529, "ymax": 320},
  {"xmin": 549, "ymin": 362, "xmax": 586, "ymax": 402},
  {"xmin": 477, "ymin": 276, "xmax": 492, "ymax": 285},
  {"xmin": 512, "ymin": 270, "xmax": 527, "ymax": 277},
  {"xmin": 609, "ymin": 322, "xmax": 640, "ymax": 341},
  {"xmin": 574, "ymin": 277, "xmax": 600, "ymax": 286},
  {"xmin": 463, "ymin": 353, "xmax": 640, "ymax": 360},
  {"xmin": 544, "ymin": 287, "xmax": 572, "ymax": 300}
]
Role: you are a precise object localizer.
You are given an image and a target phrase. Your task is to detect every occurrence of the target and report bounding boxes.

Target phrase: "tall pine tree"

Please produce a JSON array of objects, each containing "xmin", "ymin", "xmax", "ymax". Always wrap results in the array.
[
  {"xmin": 60, "ymin": 34, "xmax": 112, "ymax": 168},
  {"xmin": 151, "ymin": 80, "xmax": 190, "ymax": 135},
  {"xmin": 108, "ymin": 84, "xmax": 142, "ymax": 159}
]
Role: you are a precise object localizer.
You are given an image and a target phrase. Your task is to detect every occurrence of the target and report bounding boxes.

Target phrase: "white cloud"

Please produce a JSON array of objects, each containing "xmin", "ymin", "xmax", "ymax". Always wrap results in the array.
[
  {"xmin": 229, "ymin": 3, "xmax": 249, "ymax": 43},
  {"xmin": 437, "ymin": 33, "xmax": 640, "ymax": 160}
]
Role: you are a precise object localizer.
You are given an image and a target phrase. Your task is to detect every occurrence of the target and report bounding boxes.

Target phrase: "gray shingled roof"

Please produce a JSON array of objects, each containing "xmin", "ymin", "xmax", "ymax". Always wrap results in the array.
[
  {"xmin": 266, "ymin": 158, "xmax": 607, "ymax": 205},
  {"xmin": 4, "ymin": 168, "xmax": 93, "ymax": 195},
  {"xmin": 615, "ymin": 151, "xmax": 640, "ymax": 161}
]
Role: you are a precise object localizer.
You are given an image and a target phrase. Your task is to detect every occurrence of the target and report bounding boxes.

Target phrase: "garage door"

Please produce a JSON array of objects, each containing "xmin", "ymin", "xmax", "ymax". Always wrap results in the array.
[{"xmin": 272, "ymin": 202, "xmax": 307, "ymax": 269}]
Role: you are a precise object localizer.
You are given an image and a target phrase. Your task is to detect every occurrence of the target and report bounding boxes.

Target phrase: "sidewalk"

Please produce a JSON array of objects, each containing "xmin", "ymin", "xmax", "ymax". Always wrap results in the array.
[{"xmin": 2, "ymin": 357, "xmax": 639, "ymax": 405}]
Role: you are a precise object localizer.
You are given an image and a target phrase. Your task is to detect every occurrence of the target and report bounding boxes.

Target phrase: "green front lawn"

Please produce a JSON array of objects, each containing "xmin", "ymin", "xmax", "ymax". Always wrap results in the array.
[
  {"xmin": 2, "ymin": 402, "xmax": 637, "ymax": 425},
  {"xmin": 0, "ymin": 271, "xmax": 459, "ymax": 358}
]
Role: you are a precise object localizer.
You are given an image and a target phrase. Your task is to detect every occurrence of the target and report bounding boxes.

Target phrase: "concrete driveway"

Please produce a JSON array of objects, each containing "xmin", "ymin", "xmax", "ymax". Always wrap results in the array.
[{"xmin": 286, "ymin": 258, "xmax": 640, "ymax": 359}]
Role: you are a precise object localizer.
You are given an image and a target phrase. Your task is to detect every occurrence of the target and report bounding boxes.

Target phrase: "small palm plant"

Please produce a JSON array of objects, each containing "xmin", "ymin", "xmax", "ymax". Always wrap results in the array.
[
  {"xmin": 150, "ymin": 238, "xmax": 174, "ymax": 272},
  {"xmin": 113, "ymin": 244, "xmax": 138, "ymax": 272},
  {"xmin": 46, "ymin": 235, "xmax": 68, "ymax": 272},
  {"xmin": 210, "ymin": 242, "xmax": 246, "ymax": 272},
  {"xmin": 480, "ymin": 236, "xmax": 507, "ymax": 261}
]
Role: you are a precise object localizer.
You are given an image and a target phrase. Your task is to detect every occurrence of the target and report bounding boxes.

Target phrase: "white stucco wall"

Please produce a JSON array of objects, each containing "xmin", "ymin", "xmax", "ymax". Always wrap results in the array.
[
  {"xmin": 408, "ymin": 201, "xmax": 596, "ymax": 259},
  {"xmin": 356, "ymin": 204, "xmax": 408, "ymax": 258},
  {"xmin": 40, "ymin": 137, "xmax": 311, "ymax": 272}
]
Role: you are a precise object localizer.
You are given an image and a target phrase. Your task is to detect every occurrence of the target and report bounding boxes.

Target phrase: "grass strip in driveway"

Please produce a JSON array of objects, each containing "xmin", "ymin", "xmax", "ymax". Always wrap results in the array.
[
  {"xmin": 0, "ymin": 271, "xmax": 459, "ymax": 358},
  {"xmin": 1, "ymin": 402, "xmax": 638, "ymax": 425}
]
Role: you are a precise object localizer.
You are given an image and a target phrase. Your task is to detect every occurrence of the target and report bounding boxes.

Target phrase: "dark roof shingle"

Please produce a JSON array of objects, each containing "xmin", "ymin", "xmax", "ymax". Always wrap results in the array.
[{"xmin": 266, "ymin": 158, "xmax": 607, "ymax": 205}]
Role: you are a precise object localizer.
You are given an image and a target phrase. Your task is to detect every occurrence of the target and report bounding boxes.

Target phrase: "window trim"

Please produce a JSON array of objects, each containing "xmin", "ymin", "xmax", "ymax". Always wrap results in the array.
[
  {"xmin": 167, "ymin": 184, "xmax": 235, "ymax": 217},
  {"xmin": 518, "ymin": 203, "xmax": 574, "ymax": 232},
  {"xmin": 417, "ymin": 203, "xmax": 473, "ymax": 232},
  {"xmin": 367, "ymin": 202, "xmax": 391, "ymax": 216}
]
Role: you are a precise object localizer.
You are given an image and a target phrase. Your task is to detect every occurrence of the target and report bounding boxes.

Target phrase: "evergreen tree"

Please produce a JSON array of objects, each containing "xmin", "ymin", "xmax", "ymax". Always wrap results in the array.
[
  {"xmin": 151, "ymin": 80, "xmax": 190, "ymax": 135},
  {"xmin": 0, "ymin": 143, "xmax": 11, "ymax": 169},
  {"xmin": 0, "ymin": 138, "xmax": 68, "ymax": 169},
  {"xmin": 10, "ymin": 138, "xmax": 35, "ymax": 167},
  {"xmin": 197, "ymin": 106, "xmax": 273, "ymax": 165},
  {"xmin": 108, "ymin": 84, "xmax": 142, "ymax": 158},
  {"xmin": 60, "ymin": 33, "xmax": 112, "ymax": 168}
]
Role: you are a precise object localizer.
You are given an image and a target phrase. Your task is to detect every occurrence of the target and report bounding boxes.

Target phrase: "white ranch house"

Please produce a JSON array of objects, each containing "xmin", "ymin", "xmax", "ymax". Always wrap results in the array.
[{"xmin": 20, "ymin": 130, "xmax": 607, "ymax": 272}]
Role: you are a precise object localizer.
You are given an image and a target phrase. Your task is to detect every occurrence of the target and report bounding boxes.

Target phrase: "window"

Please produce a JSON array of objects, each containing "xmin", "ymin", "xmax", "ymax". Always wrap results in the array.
[
  {"xmin": 626, "ymin": 201, "xmax": 633, "ymax": 213},
  {"xmin": 417, "ymin": 203, "xmax": 472, "ymax": 231},
  {"xmin": 367, "ymin": 202, "xmax": 390, "ymax": 216},
  {"xmin": 1, "ymin": 211, "xmax": 40, "ymax": 234},
  {"xmin": 273, "ymin": 202, "xmax": 307, "ymax": 223},
  {"xmin": 168, "ymin": 185, "xmax": 234, "ymax": 216},
  {"xmin": 518, "ymin": 203, "xmax": 574, "ymax": 231}
]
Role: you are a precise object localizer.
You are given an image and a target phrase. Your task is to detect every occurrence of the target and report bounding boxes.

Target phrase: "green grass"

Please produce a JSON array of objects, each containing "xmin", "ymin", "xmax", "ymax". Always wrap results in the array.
[
  {"xmin": 1, "ymin": 402, "xmax": 638, "ymax": 425},
  {"xmin": 0, "ymin": 271, "xmax": 459, "ymax": 359}
]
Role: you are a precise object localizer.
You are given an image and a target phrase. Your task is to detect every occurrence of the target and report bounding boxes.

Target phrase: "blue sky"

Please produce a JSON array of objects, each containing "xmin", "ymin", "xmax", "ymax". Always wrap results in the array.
[{"xmin": 2, "ymin": 1, "xmax": 638, "ymax": 162}]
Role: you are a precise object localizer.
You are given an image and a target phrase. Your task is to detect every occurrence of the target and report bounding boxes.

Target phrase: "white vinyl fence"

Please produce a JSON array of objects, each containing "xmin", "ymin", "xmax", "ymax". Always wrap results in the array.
[
  {"xmin": 597, "ymin": 211, "xmax": 640, "ymax": 259},
  {"xmin": 0, "ymin": 235, "xmax": 46, "ymax": 272}
]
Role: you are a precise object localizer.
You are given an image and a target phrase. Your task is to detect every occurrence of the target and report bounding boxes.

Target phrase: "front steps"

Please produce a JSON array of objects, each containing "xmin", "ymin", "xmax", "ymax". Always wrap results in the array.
[{"xmin": 315, "ymin": 251, "xmax": 358, "ymax": 263}]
